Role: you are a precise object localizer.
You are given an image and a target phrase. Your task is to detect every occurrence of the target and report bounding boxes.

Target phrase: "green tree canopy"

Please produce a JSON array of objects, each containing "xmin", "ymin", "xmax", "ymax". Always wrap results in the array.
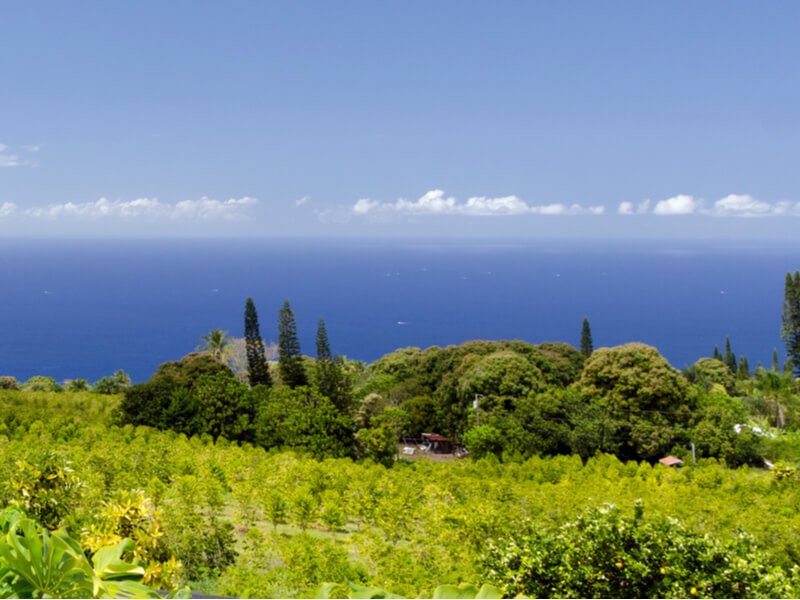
[{"xmin": 577, "ymin": 343, "xmax": 692, "ymax": 460}]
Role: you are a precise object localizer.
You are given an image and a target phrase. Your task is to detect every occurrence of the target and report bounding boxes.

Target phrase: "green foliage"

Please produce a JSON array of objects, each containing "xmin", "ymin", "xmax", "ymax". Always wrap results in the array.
[
  {"xmin": 462, "ymin": 425, "xmax": 504, "ymax": 459},
  {"xmin": 198, "ymin": 329, "xmax": 230, "ymax": 361},
  {"xmin": 65, "ymin": 378, "xmax": 90, "ymax": 392},
  {"xmin": 0, "ymin": 507, "xmax": 165, "ymax": 599},
  {"xmin": 356, "ymin": 425, "xmax": 397, "ymax": 467},
  {"xmin": 316, "ymin": 581, "xmax": 502, "ymax": 599},
  {"xmin": 7, "ymin": 451, "xmax": 83, "ymax": 530},
  {"xmin": 577, "ymin": 343, "xmax": 692, "ymax": 460},
  {"xmin": 723, "ymin": 336, "xmax": 738, "ymax": 373},
  {"xmin": 193, "ymin": 372, "xmax": 255, "ymax": 441},
  {"xmin": 93, "ymin": 369, "xmax": 132, "ymax": 395},
  {"xmin": 244, "ymin": 297, "xmax": 272, "ymax": 388},
  {"xmin": 21, "ymin": 376, "xmax": 62, "ymax": 393},
  {"xmin": 279, "ymin": 299, "xmax": 308, "ymax": 388},
  {"xmin": 151, "ymin": 353, "xmax": 232, "ymax": 389},
  {"xmin": 580, "ymin": 317, "xmax": 593, "ymax": 357},
  {"xmin": 782, "ymin": 272, "xmax": 800, "ymax": 377},
  {"xmin": 687, "ymin": 358, "xmax": 736, "ymax": 393},
  {"xmin": 484, "ymin": 503, "xmax": 798, "ymax": 598},
  {"xmin": 0, "ymin": 376, "xmax": 18, "ymax": 390},
  {"xmin": 254, "ymin": 386, "xmax": 354, "ymax": 458}
]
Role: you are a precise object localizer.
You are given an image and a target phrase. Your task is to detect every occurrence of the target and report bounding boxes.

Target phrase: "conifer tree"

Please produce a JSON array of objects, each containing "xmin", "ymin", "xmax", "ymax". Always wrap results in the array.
[
  {"xmin": 782, "ymin": 271, "xmax": 800, "ymax": 377},
  {"xmin": 315, "ymin": 317, "xmax": 350, "ymax": 409},
  {"xmin": 580, "ymin": 317, "xmax": 593, "ymax": 358},
  {"xmin": 244, "ymin": 297, "xmax": 271, "ymax": 387},
  {"xmin": 723, "ymin": 336, "xmax": 737, "ymax": 373},
  {"xmin": 772, "ymin": 348, "xmax": 780, "ymax": 372},
  {"xmin": 278, "ymin": 300, "xmax": 307, "ymax": 388},
  {"xmin": 737, "ymin": 356, "xmax": 750, "ymax": 380},
  {"xmin": 712, "ymin": 346, "xmax": 722, "ymax": 361},
  {"xmin": 316, "ymin": 318, "xmax": 332, "ymax": 363}
]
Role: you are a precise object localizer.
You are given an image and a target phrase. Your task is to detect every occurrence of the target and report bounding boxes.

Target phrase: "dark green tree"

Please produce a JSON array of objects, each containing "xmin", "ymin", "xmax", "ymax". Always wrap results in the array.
[
  {"xmin": 278, "ymin": 300, "xmax": 308, "ymax": 388},
  {"xmin": 244, "ymin": 297, "xmax": 272, "ymax": 387},
  {"xmin": 772, "ymin": 347, "xmax": 780, "ymax": 372},
  {"xmin": 316, "ymin": 317, "xmax": 332, "ymax": 363},
  {"xmin": 737, "ymin": 356, "xmax": 750, "ymax": 380},
  {"xmin": 712, "ymin": 345, "xmax": 722, "ymax": 361},
  {"xmin": 723, "ymin": 336, "xmax": 737, "ymax": 372},
  {"xmin": 782, "ymin": 271, "xmax": 800, "ymax": 377},
  {"xmin": 580, "ymin": 317, "xmax": 593, "ymax": 358},
  {"xmin": 314, "ymin": 317, "xmax": 351, "ymax": 410}
]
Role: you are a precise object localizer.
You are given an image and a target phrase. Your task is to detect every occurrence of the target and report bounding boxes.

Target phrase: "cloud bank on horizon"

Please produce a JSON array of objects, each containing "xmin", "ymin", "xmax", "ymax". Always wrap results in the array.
[
  {"xmin": 0, "ymin": 196, "xmax": 258, "ymax": 221},
  {"xmin": 350, "ymin": 190, "xmax": 800, "ymax": 219},
  {"xmin": 618, "ymin": 194, "xmax": 800, "ymax": 217}
]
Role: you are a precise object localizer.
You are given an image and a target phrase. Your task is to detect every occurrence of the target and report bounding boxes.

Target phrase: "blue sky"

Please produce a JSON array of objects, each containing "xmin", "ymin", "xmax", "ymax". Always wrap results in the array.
[{"xmin": 2, "ymin": 1, "xmax": 800, "ymax": 239}]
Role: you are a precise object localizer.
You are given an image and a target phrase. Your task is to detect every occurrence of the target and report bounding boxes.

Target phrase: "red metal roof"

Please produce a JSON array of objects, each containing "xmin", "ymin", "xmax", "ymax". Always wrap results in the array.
[
  {"xmin": 422, "ymin": 433, "xmax": 450, "ymax": 442},
  {"xmin": 658, "ymin": 456, "xmax": 684, "ymax": 466}
]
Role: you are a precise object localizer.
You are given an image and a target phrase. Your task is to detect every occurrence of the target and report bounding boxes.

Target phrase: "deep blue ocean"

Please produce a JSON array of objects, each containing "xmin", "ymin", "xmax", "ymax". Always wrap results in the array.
[{"xmin": 0, "ymin": 238, "xmax": 797, "ymax": 383}]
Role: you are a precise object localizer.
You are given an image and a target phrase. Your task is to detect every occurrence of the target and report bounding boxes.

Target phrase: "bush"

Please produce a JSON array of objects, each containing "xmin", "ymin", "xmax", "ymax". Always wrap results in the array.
[
  {"xmin": 463, "ymin": 425, "xmax": 504, "ymax": 459},
  {"xmin": 0, "ymin": 376, "xmax": 18, "ymax": 390},
  {"xmin": 484, "ymin": 503, "xmax": 799, "ymax": 598},
  {"xmin": 64, "ymin": 378, "xmax": 90, "ymax": 392},
  {"xmin": 21, "ymin": 376, "xmax": 62, "ymax": 392},
  {"xmin": 92, "ymin": 369, "xmax": 132, "ymax": 394}
]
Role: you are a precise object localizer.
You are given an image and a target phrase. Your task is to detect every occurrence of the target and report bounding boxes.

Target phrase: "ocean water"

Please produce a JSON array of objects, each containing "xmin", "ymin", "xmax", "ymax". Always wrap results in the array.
[{"xmin": 0, "ymin": 238, "xmax": 797, "ymax": 383}]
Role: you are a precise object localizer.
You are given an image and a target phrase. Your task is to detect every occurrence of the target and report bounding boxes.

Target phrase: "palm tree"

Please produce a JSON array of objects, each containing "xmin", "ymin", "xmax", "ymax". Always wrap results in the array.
[{"xmin": 199, "ymin": 329, "xmax": 230, "ymax": 361}]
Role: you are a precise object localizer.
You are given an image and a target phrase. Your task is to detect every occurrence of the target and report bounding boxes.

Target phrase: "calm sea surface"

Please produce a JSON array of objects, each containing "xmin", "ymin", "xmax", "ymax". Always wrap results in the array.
[{"xmin": 0, "ymin": 238, "xmax": 797, "ymax": 383}]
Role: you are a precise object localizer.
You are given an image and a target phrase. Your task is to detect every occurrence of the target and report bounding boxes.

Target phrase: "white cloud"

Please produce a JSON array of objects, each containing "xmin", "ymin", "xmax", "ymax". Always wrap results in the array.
[
  {"xmin": 295, "ymin": 195, "xmax": 311, "ymax": 207},
  {"xmin": 619, "ymin": 193, "xmax": 800, "ymax": 218},
  {"xmin": 0, "ymin": 202, "xmax": 16, "ymax": 218},
  {"xmin": 0, "ymin": 144, "xmax": 22, "ymax": 168},
  {"xmin": 653, "ymin": 195, "xmax": 700, "ymax": 215},
  {"xmin": 618, "ymin": 199, "xmax": 651, "ymax": 215},
  {"xmin": 172, "ymin": 196, "xmax": 257, "ymax": 220},
  {"xmin": 25, "ymin": 196, "xmax": 257, "ymax": 221},
  {"xmin": 713, "ymin": 194, "xmax": 773, "ymax": 217},
  {"xmin": 351, "ymin": 189, "xmax": 605, "ymax": 217}
]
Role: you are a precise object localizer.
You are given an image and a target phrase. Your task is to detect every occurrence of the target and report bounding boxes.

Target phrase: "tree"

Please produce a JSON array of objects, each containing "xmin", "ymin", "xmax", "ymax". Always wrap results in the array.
[
  {"xmin": 772, "ymin": 347, "xmax": 781, "ymax": 372},
  {"xmin": 782, "ymin": 271, "xmax": 800, "ymax": 377},
  {"xmin": 314, "ymin": 318, "xmax": 351, "ymax": 412},
  {"xmin": 580, "ymin": 317, "xmax": 593, "ymax": 358},
  {"xmin": 279, "ymin": 300, "xmax": 307, "ymax": 388},
  {"xmin": 92, "ymin": 370, "xmax": 131, "ymax": 394},
  {"xmin": 244, "ymin": 297, "xmax": 272, "ymax": 387},
  {"xmin": 737, "ymin": 356, "xmax": 750, "ymax": 380},
  {"xmin": 577, "ymin": 343, "xmax": 692, "ymax": 461},
  {"xmin": 484, "ymin": 504, "xmax": 798, "ymax": 599},
  {"xmin": 723, "ymin": 336, "xmax": 737, "ymax": 372},
  {"xmin": 712, "ymin": 345, "xmax": 722, "ymax": 361},
  {"xmin": 199, "ymin": 329, "xmax": 230, "ymax": 361}
]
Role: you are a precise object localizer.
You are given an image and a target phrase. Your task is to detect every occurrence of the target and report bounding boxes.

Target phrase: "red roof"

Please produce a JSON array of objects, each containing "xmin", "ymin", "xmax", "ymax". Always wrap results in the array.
[
  {"xmin": 658, "ymin": 456, "xmax": 684, "ymax": 467},
  {"xmin": 422, "ymin": 433, "xmax": 450, "ymax": 442}
]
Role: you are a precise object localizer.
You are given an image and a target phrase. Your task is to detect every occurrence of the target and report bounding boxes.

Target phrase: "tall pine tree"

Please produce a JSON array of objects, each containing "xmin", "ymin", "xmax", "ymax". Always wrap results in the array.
[
  {"xmin": 315, "ymin": 317, "xmax": 350, "ymax": 410},
  {"xmin": 278, "ymin": 300, "xmax": 308, "ymax": 388},
  {"xmin": 723, "ymin": 336, "xmax": 737, "ymax": 373},
  {"xmin": 782, "ymin": 271, "xmax": 800, "ymax": 377},
  {"xmin": 580, "ymin": 317, "xmax": 593, "ymax": 358},
  {"xmin": 737, "ymin": 356, "xmax": 750, "ymax": 380},
  {"xmin": 244, "ymin": 297, "xmax": 271, "ymax": 387},
  {"xmin": 772, "ymin": 348, "xmax": 780, "ymax": 372},
  {"xmin": 712, "ymin": 345, "xmax": 722, "ymax": 361}
]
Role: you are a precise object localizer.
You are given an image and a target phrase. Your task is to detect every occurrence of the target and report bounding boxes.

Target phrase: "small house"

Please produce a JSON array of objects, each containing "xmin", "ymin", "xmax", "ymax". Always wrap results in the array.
[
  {"xmin": 658, "ymin": 456, "xmax": 683, "ymax": 468},
  {"xmin": 421, "ymin": 433, "xmax": 453, "ymax": 454}
]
